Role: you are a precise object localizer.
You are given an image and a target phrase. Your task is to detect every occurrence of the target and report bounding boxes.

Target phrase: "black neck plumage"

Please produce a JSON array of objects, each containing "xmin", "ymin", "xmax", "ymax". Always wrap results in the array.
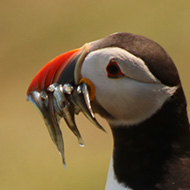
[{"xmin": 111, "ymin": 87, "xmax": 190, "ymax": 190}]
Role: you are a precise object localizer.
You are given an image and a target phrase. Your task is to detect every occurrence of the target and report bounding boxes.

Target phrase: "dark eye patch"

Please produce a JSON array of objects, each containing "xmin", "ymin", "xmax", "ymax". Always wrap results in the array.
[{"xmin": 106, "ymin": 59, "xmax": 124, "ymax": 78}]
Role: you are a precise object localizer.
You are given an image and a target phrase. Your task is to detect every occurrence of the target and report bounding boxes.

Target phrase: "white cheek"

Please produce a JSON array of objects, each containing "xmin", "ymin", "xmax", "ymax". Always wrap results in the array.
[
  {"xmin": 81, "ymin": 49, "xmax": 177, "ymax": 126},
  {"xmin": 83, "ymin": 67, "xmax": 177, "ymax": 126},
  {"xmin": 95, "ymin": 78, "xmax": 177, "ymax": 126}
]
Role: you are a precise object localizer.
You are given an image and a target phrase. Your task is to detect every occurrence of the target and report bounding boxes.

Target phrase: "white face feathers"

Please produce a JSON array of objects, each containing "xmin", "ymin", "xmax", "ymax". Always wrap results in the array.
[{"xmin": 81, "ymin": 47, "xmax": 177, "ymax": 127}]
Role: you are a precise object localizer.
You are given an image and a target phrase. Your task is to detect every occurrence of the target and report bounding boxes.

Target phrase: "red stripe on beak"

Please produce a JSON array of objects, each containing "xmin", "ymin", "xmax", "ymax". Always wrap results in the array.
[{"xmin": 27, "ymin": 48, "xmax": 82, "ymax": 95}]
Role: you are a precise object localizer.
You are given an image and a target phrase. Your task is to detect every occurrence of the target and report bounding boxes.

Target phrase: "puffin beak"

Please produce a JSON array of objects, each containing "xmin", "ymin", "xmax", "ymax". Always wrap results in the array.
[{"xmin": 27, "ymin": 44, "xmax": 104, "ymax": 165}]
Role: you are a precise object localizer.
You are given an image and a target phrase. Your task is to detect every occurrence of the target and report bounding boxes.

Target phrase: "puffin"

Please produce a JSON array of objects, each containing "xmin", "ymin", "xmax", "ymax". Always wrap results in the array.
[{"xmin": 27, "ymin": 32, "xmax": 190, "ymax": 190}]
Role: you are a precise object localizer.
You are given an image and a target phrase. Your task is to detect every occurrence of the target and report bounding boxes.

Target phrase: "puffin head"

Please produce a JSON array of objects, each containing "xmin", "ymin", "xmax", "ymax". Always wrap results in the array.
[
  {"xmin": 27, "ymin": 32, "xmax": 181, "ymax": 164},
  {"xmin": 81, "ymin": 33, "xmax": 180, "ymax": 127}
]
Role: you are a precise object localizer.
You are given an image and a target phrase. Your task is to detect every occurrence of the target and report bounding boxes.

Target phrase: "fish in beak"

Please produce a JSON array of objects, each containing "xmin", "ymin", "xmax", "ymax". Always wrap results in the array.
[{"xmin": 27, "ymin": 43, "xmax": 104, "ymax": 166}]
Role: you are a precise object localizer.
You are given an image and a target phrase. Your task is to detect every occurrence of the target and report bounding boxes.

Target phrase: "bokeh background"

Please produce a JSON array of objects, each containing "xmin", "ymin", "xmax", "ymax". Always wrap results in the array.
[{"xmin": 1, "ymin": 1, "xmax": 190, "ymax": 190}]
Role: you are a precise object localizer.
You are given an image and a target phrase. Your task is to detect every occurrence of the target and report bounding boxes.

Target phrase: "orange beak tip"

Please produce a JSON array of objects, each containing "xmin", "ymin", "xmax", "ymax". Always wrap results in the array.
[{"xmin": 27, "ymin": 48, "xmax": 83, "ymax": 95}]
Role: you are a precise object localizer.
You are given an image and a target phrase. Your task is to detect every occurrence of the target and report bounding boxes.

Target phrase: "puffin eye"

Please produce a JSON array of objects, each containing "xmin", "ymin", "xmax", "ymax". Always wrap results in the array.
[{"xmin": 106, "ymin": 59, "xmax": 124, "ymax": 78}]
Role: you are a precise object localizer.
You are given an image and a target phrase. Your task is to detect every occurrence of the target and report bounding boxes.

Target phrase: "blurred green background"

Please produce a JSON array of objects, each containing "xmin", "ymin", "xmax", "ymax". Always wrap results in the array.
[{"xmin": 1, "ymin": 0, "xmax": 190, "ymax": 190}]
